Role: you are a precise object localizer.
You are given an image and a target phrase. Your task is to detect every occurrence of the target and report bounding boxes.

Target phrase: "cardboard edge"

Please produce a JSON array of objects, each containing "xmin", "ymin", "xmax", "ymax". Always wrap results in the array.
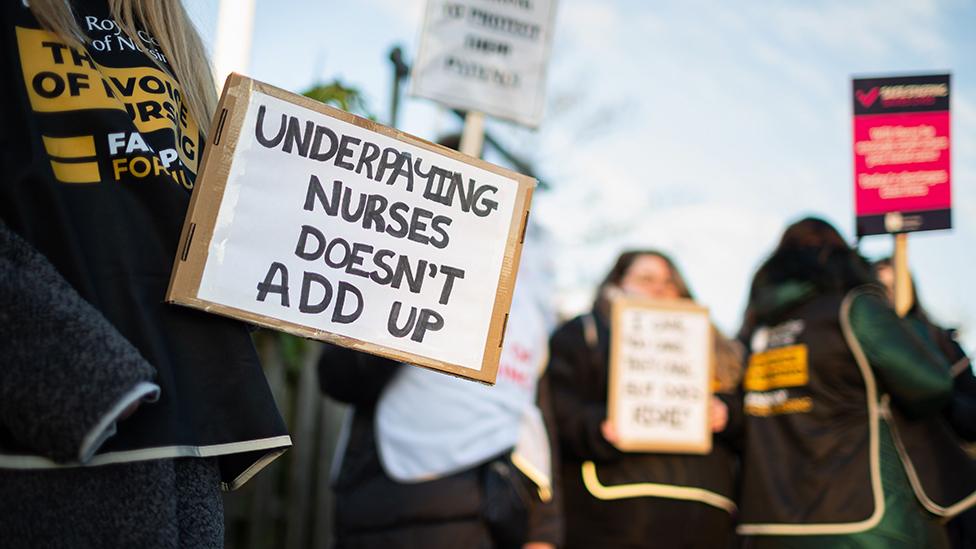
[
  {"xmin": 703, "ymin": 324, "xmax": 715, "ymax": 454},
  {"xmin": 612, "ymin": 296, "xmax": 710, "ymax": 315},
  {"xmin": 477, "ymin": 182, "xmax": 535, "ymax": 384},
  {"xmin": 607, "ymin": 297, "xmax": 715, "ymax": 454},
  {"xmin": 614, "ymin": 439, "xmax": 713, "ymax": 455},
  {"xmin": 166, "ymin": 73, "xmax": 253, "ymax": 302},
  {"xmin": 607, "ymin": 297, "xmax": 623, "ymax": 441},
  {"xmin": 171, "ymin": 296, "xmax": 497, "ymax": 384}
]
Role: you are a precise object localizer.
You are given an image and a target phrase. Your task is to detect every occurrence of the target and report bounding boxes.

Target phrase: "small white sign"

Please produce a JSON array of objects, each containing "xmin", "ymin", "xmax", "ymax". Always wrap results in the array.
[
  {"xmin": 608, "ymin": 298, "xmax": 714, "ymax": 454},
  {"xmin": 411, "ymin": 0, "xmax": 558, "ymax": 128}
]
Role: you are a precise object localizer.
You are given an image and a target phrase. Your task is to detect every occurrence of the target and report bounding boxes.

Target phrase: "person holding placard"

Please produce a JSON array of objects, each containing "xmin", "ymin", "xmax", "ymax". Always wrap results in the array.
[
  {"xmin": 548, "ymin": 250, "xmax": 743, "ymax": 549},
  {"xmin": 317, "ymin": 221, "xmax": 562, "ymax": 549},
  {"xmin": 873, "ymin": 258, "xmax": 976, "ymax": 549},
  {"xmin": 0, "ymin": 2, "xmax": 289, "ymax": 546},
  {"xmin": 736, "ymin": 217, "xmax": 976, "ymax": 548}
]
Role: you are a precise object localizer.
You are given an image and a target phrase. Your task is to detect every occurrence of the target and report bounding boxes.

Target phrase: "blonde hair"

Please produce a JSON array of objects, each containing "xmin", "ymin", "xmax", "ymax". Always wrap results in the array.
[
  {"xmin": 28, "ymin": 0, "xmax": 217, "ymax": 135},
  {"xmin": 712, "ymin": 326, "xmax": 744, "ymax": 393}
]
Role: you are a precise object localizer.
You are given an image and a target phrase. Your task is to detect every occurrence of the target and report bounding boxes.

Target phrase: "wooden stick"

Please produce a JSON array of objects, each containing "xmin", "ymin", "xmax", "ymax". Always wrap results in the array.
[
  {"xmin": 459, "ymin": 111, "xmax": 485, "ymax": 158},
  {"xmin": 893, "ymin": 233, "xmax": 913, "ymax": 317}
]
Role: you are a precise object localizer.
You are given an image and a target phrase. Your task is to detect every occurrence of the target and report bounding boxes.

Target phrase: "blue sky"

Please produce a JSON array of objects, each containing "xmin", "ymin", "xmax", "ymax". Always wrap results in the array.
[{"xmin": 187, "ymin": 0, "xmax": 975, "ymax": 350}]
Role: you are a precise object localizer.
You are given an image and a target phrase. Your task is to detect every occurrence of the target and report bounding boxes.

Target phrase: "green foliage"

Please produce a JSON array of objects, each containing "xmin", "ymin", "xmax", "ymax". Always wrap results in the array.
[
  {"xmin": 250, "ymin": 330, "xmax": 307, "ymax": 376},
  {"xmin": 302, "ymin": 80, "xmax": 374, "ymax": 120},
  {"xmin": 278, "ymin": 333, "xmax": 307, "ymax": 374}
]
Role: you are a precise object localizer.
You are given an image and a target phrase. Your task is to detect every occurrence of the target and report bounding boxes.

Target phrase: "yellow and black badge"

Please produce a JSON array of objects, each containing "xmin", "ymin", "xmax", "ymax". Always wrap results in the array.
[
  {"xmin": 744, "ymin": 345, "xmax": 813, "ymax": 416},
  {"xmin": 744, "ymin": 344, "xmax": 808, "ymax": 392}
]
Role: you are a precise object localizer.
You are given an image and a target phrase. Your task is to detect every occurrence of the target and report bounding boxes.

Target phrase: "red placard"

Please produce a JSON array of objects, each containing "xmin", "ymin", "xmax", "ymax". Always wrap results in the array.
[{"xmin": 852, "ymin": 74, "xmax": 951, "ymax": 236}]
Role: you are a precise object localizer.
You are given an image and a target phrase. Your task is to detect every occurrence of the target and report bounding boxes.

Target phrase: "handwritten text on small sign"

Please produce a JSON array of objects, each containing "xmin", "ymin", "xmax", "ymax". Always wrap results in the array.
[{"xmin": 608, "ymin": 298, "xmax": 713, "ymax": 454}]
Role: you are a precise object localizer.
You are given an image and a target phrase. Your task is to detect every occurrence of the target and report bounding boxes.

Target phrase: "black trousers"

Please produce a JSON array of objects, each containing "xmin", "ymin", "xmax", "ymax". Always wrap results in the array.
[{"xmin": 564, "ymin": 496, "xmax": 734, "ymax": 549}]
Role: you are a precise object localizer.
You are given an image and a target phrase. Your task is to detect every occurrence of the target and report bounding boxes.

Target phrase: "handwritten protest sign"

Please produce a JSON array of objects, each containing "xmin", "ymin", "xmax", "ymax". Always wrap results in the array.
[
  {"xmin": 853, "ymin": 74, "xmax": 951, "ymax": 236},
  {"xmin": 166, "ymin": 75, "xmax": 534, "ymax": 383},
  {"xmin": 607, "ymin": 298, "xmax": 714, "ymax": 453},
  {"xmin": 411, "ymin": 0, "xmax": 558, "ymax": 127}
]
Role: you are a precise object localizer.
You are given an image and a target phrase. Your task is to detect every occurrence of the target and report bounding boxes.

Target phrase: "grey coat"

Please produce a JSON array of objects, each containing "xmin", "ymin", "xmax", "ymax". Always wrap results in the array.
[{"xmin": 0, "ymin": 223, "xmax": 223, "ymax": 548}]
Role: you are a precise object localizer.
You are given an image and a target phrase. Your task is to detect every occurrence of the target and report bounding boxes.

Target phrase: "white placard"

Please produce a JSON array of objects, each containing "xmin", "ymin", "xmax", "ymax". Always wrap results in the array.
[
  {"xmin": 411, "ymin": 0, "xmax": 558, "ymax": 128},
  {"xmin": 608, "ymin": 298, "xmax": 714, "ymax": 453},
  {"xmin": 168, "ymin": 76, "xmax": 534, "ymax": 383}
]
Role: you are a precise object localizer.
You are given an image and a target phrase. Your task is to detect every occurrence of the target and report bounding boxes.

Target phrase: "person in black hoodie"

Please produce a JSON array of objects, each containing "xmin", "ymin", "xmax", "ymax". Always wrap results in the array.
[
  {"xmin": 549, "ymin": 250, "xmax": 743, "ymax": 549},
  {"xmin": 0, "ymin": 2, "xmax": 289, "ymax": 547},
  {"xmin": 736, "ymin": 217, "xmax": 976, "ymax": 548}
]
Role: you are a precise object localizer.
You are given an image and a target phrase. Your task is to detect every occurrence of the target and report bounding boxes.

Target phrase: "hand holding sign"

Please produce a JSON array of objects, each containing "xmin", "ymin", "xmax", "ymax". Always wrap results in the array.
[
  {"xmin": 709, "ymin": 396, "xmax": 728, "ymax": 433},
  {"xmin": 600, "ymin": 418, "xmax": 618, "ymax": 445}
]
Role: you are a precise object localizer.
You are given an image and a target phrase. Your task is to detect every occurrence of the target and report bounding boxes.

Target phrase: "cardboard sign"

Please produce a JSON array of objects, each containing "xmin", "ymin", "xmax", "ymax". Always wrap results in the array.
[
  {"xmin": 853, "ymin": 74, "xmax": 951, "ymax": 236},
  {"xmin": 607, "ymin": 298, "xmax": 714, "ymax": 454},
  {"xmin": 411, "ymin": 0, "xmax": 558, "ymax": 128},
  {"xmin": 166, "ymin": 75, "xmax": 535, "ymax": 383}
]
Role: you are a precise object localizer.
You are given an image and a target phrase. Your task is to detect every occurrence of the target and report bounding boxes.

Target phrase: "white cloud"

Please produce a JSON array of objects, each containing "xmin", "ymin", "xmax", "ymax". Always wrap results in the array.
[
  {"xmin": 555, "ymin": 1, "xmax": 624, "ymax": 55},
  {"xmin": 757, "ymin": 0, "xmax": 947, "ymax": 60}
]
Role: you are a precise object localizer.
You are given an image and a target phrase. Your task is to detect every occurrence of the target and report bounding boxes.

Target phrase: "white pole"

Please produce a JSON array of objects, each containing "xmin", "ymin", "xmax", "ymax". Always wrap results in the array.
[
  {"xmin": 212, "ymin": 0, "xmax": 256, "ymax": 91},
  {"xmin": 459, "ymin": 111, "xmax": 485, "ymax": 158}
]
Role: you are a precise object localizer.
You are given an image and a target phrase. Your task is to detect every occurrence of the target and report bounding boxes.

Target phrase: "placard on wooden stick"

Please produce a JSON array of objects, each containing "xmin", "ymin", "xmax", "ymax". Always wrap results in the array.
[
  {"xmin": 851, "ymin": 73, "xmax": 951, "ymax": 316},
  {"xmin": 852, "ymin": 73, "xmax": 951, "ymax": 236},
  {"xmin": 411, "ymin": 0, "xmax": 558, "ymax": 128},
  {"xmin": 607, "ymin": 298, "xmax": 714, "ymax": 453},
  {"xmin": 166, "ymin": 74, "xmax": 535, "ymax": 384}
]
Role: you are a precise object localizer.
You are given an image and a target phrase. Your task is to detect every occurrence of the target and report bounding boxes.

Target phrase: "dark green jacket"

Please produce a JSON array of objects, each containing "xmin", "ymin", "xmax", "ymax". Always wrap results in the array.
[{"xmin": 738, "ymin": 283, "xmax": 976, "ymax": 538}]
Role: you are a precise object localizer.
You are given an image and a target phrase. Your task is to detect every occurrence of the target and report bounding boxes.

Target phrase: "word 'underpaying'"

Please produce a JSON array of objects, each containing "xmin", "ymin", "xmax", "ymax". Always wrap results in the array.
[{"xmin": 255, "ymin": 105, "xmax": 500, "ymax": 219}]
